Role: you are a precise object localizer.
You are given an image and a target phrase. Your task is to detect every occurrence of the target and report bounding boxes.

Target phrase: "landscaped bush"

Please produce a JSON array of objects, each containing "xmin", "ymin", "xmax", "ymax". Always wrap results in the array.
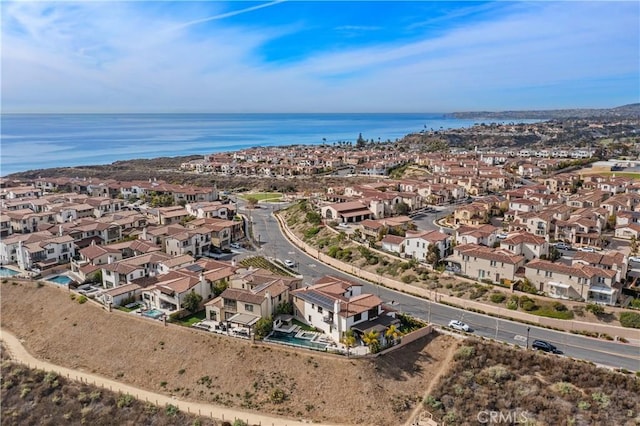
[
  {"xmin": 552, "ymin": 301, "xmax": 568, "ymax": 311},
  {"xmin": 586, "ymin": 303, "xmax": 605, "ymax": 316},
  {"xmin": 619, "ymin": 311, "xmax": 640, "ymax": 328},
  {"xmin": 401, "ymin": 274, "xmax": 417, "ymax": 284},
  {"xmin": 303, "ymin": 226, "xmax": 321, "ymax": 239},
  {"xmin": 489, "ymin": 292, "xmax": 506, "ymax": 303}
]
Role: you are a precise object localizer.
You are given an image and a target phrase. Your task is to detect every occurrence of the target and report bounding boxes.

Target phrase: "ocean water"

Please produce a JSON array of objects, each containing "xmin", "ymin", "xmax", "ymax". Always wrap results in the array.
[{"xmin": 0, "ymin": 113, "xmax": 533, "ymax": 177}]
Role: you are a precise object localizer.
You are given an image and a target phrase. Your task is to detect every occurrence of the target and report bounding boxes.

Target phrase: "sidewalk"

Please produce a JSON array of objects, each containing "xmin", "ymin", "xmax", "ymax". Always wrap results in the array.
[{"xmin": 0, "ymin": 328, "xmax": 339, "ymax": 426}]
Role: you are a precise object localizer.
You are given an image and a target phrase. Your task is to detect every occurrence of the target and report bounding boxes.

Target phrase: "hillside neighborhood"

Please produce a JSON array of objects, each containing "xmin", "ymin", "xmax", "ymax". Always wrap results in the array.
[{"xmin": 2, "ymin": 132, "xmax": 640, "ymax": 352}]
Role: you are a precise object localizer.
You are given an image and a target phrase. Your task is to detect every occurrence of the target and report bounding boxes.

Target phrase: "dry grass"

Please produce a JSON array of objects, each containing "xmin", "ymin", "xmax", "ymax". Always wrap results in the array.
[
  {"xmin": 0, "ymin": 280, "xmax": 456, "ymax": 426},
  {"xmin": 0, "ymin": 357, "xmax": 222, "ymax": 426},
  {"xmin": 426, "ymin": 338, "xmax": 640, "ymax": 425}
]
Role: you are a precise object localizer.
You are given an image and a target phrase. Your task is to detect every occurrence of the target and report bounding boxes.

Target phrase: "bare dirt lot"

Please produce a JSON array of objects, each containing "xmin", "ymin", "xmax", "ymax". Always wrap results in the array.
[{"xmin": 0, "ymin": 280, "xmax": 456, "ymax": 426}]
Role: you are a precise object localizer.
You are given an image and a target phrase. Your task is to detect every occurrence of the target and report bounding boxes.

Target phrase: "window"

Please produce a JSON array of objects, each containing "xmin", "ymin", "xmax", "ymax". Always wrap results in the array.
[
  {"xmin": 490, "ymin": 260, "xmax": 497, "ymax": 267},
  {"xmin": 353, "ymin": 313, "xmax": 362, "ymax": 322},
  {"xmin": 545, "ymin": 271, "xmax": 552, "ymax": 277},
  {"xmin": 318, "ymin": 306, "xmax": 323, "ymax": 313},
  {"xmin": 245, "ymin": 304, "xmax": 253, "ymax": 312}
]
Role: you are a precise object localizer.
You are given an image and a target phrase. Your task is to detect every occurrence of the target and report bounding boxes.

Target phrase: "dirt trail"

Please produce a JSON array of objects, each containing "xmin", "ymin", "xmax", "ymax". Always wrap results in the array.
[
  {"xmin": 403, "ymin": 341, "xmax": 458, "ymax": 426},
  {"xmin": 1, "ymin": 328, "xmax": 338, "ymax": 426}
]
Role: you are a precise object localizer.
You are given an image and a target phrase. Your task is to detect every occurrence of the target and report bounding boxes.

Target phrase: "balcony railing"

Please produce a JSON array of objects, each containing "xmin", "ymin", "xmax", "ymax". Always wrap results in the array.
[{"xmin": 322, "ymin": 314, "xmax": 333, "ymax": 324}]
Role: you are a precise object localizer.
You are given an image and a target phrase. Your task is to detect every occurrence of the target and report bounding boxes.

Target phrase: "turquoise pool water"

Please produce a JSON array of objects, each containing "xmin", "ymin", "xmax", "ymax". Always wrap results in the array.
[
  {"xmin": 0, "ymin": 267, "xmax": 19, "ymax": 277},
  {"xmin": 265, "ymin": 331, "xmax": 329, "ymax": 351},
  {"xmin": 48, "ymin": 275, "xmax": 73, "ymax": 285},
  {"xmin": 142, "ymin": 309, "xmax": 164, "ymax": 319}
]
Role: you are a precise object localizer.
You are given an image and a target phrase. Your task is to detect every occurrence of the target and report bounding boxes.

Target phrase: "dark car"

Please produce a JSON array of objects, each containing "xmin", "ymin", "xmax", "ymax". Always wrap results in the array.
[{"xmin": 532, "ymin": 339, "xmax": 563, "ymax": 354}]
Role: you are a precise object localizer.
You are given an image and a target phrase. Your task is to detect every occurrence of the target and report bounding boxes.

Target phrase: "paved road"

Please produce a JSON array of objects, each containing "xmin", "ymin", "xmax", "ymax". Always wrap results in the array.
[
  {"xmin": 245, "ymin": 201, "xmax": 640, "ymax": 372},
  {"xmin": 0, "ymin": 328, "xmax": 339, "ymax": 426}
]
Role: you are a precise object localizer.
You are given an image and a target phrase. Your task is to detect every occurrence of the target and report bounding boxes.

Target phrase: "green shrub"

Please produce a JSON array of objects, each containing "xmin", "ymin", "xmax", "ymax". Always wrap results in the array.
[
  {"xmin": 77, "ymin": 295, "xmax": 88, "ymax": 304},
  {"xmin": 454, "ymin": 346, "xmax": 475, "ymax": 360},
  {"xmin": 585, "ymin": 303, "xmax": 605, "ymax": 316},
  {"xmin": 303, "ymin": 226, "xmax": 321, "ymax": 239},
  {"xmin": 490, "ymin": 292, "xmax": 506, "ymax": 303},
  {"xmin": 401, "ymin": 274, "xmax": 417, "ymax": 283},
  {"xmin": 552, "ymin": 301, "xmax": 568, "ymax": 311},
  {"xmin": 270, "ymin": 388, "xmax": 287, "ymax": 404},
  {"xmin": 117, "ymin": 393, "xmax": 134, "ymax": 408},
  {"xmin": 506, "ymin": 299, "xmax": 518, "ymax": 310},
  {"xmin": 619, "ymin": 311, "xmax": 640, "ymax": 328},
  {"xmin": 166, "ymin": 404, "xmax": 179, "ymax": 416},
  {"xmin": 521, "ymin": 300, "xmax": 537, "ymax": 311}
]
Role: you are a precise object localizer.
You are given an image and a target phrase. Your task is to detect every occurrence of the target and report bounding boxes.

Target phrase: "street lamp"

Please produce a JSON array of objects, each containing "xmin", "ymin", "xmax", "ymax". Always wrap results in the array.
[{"xmin": 526, "ymin": 327, "xmax": 531, "ymax": 349}]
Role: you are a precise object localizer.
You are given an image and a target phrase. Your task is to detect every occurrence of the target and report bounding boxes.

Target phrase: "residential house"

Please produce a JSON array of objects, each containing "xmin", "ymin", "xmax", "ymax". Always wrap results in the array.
[
  {"xmin": 445, "ymin": 243, "xmax": 526, "ymax": 284},
  {"xmin": 524, "ymin": 259, "xmax": 618, "ymax": 305},
  {"xmin": 499, "ymin": 232, "xmax": 548, "ymax": 261},
  {"xmin": 291, "ymin": 275, "xmax": 395, "ymax": 343},
  {"xmin": 403, "ymin": 230, "xmax": 451, "ymax": 261}
]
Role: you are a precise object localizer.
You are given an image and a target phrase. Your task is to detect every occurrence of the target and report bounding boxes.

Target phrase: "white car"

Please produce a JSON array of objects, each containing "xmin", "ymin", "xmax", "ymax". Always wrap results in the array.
[
  {"xmin": 230, "ymin": 242, "xmax": 241, "ymax": 249},
  {"xmin": 448, "ymin": 320, "xmax": 471, "ymax": 332},
  {"xmin": 338, "ymin": 222, "xmax": 350, "ymax": 228},
  {"xmin": 284, "ymin": 259, "xmax": 296, "ymax": 268},
  {"xmin": 578, "ymin": 246, "xmax": 597, "ymax": 253},
  {"xmin": 629, "ymin": 256, "xmax": 640, "ymax": 263}
]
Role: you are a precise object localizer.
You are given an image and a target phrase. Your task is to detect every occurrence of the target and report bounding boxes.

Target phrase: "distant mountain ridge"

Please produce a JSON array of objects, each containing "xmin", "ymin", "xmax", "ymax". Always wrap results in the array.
[{"xmin": 448, "ymin": 103, "xmax": 640, "ymax": 120}]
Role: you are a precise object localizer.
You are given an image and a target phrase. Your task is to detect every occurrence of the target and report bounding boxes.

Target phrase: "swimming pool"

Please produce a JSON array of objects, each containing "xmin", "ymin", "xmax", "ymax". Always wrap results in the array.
[
  {"xmin": 48, "ymin": 275, "xmax": 73, "ymax": 285},
  {"xmin": 265, "ymin": 331, "xmax": 329, "ymax": 351},
  {"xmin": 142, "ymin": 309, "xmax": 164, "ymax": 319},
  {"xmin": 0, "ymin": 267, "xmax": 19, "ymax": 277}
]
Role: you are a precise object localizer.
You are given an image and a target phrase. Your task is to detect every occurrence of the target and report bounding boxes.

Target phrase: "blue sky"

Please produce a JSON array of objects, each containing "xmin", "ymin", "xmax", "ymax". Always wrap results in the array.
[{"xmin": 2, "ymin": 1, "xmax": 639, "ymax": 113}]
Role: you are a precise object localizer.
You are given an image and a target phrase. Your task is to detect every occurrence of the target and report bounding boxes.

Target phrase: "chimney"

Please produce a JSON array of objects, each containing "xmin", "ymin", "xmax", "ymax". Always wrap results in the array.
[
  {"xmin": 107, "ymin": 255, "xmax": 113, "ymax": 264},
  {"xmin": 91, "ymin": 240, "xmax": 96, "ymax": 246},
  {"xmin": 58, "ymin": 225, "xmax": 63, "ymax": 237},
  {"xmin": 264, "ymin": 291, "xmax": 272, "ymax": 315},
  {"xmin": 142, "ymin": 226, "xmax": 147, "ymax": 241},
  {"xmin": 231, "ymin": 259, "xmax": 236, "ymax": 267}
]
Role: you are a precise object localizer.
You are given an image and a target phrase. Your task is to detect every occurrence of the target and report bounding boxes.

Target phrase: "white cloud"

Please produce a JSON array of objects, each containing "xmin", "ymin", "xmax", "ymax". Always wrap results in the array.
[{"xmin": 1, "ymin": 1, "xmax": 638, "ymax": 112}]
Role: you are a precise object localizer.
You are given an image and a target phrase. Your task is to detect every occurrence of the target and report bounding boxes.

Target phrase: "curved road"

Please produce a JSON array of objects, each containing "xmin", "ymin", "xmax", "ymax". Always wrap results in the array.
[
  {"xmin": 242, "ymin": 202, "xmax": 640, "ymax": 372},
  {"xmin": 0, "ymin": 328, "xmax": 339, "ymax": 426}
]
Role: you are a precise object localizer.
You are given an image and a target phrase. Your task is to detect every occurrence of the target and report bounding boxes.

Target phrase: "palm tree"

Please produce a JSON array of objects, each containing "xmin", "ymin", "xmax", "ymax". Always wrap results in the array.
[
  {"xmin": 362, "ymin": 330, "xmax": 380, "ymax": 354},
  {"xmin": 384, "ymin": 324, "xmax": 402, "ymax": 346},
  {"xmin": 341, "ymin": 330, "xmax": 356, "ymax": 358}
]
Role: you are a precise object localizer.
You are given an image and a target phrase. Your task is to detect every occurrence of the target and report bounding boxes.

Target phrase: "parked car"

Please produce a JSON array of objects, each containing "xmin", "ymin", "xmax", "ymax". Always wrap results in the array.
[
  {"xmin": 553, "ymin": 242, "xmax": 572, "ymax": 250},
  {"xmin": 496, "ymin": 233, "xmax": 508, "ymax": 239},
  {"xmin": 531, "ymin": 339, "xmax": 563, "ymax": 354},
  {"xmin": 338, "ymin": 222, "xmax": 350, "ymax": 228},
  {"xmin": 578, "ymin": 246, "xmax": 597, "ymax": 253},
  {"xmin": 448, "ymin": 320, "xmax": 471, "ymax": 332},
  {"xmin": 629, "ymin": 256, "xmax": 640, "ymax": 263},
  {"xmin": 284, "ymin": 259, "xmax": 296, "ymax": 268},
  {"xmin": 230, "ymin": 242, "xmax": 241, "ymax": 249}
]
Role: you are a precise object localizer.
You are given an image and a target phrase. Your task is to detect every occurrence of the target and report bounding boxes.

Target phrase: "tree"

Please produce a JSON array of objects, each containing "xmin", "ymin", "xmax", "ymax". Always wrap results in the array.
[
  {"xmin": 394, "ymin": 201, "xmax": 410, "ymax": 215},
  {"xmin": 182, "ymin": 291, "xmax": 203, "ymax": 313},
  {"xmin": 362, "ymin": 330, "xmax": 380, "ymax": 353},
  {"xmin": 631, "ymin": 235, "xmax": 639, "ymax": 257},
  {"xmin": 356, "ymin": 133, "xmax": 366, "ymax": 148},
  {"xmin": 254, "ymin": 316, "xmax": 273, "ymax": 339},
  {"xmin": 425, "ymin": 243, "xmax": 441, "ymax": 267},
  {"xmin": 245, "ymin": 196, "xmax": 259, "ymax": 209},
  {"xmin": 341, "ymin": 330, "xmax": 356, "ymax": 358},
  {"xmin": 384, "ymin": 324, "xmax": 402, "ymax": 346},
  {"xmin": 211, "ymin": 279, "xmax": 228, "ymax": 297}
]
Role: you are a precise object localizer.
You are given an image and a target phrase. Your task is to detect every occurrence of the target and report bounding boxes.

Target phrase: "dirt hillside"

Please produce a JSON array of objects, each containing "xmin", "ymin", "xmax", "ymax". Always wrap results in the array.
[{"xmin": 0, "ymin": 280, "xmax": 456, "ymax": 425}]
